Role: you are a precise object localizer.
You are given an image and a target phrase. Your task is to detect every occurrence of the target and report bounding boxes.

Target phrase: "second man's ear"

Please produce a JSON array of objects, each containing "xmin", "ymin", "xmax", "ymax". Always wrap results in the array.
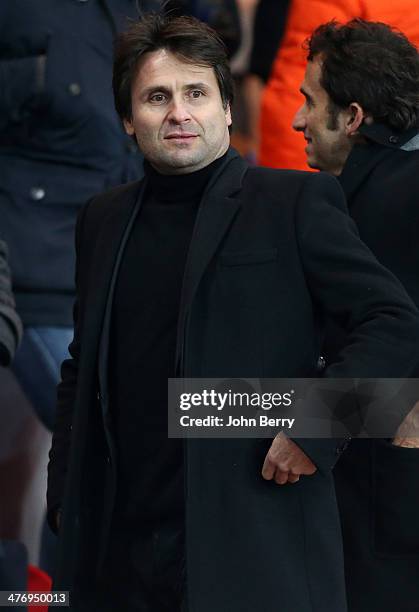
[{"xmin": 346, "ymin": 102, "xmax": 365, "ymax": 135}]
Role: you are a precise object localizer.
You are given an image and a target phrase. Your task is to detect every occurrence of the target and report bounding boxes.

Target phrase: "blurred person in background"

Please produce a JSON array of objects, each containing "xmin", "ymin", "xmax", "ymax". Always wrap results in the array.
[
  {"xmin": 259, "ymin": 0, "xmax": 419, "ymax": 170},
  {"xmin": 241, "ymin": 0, "xmax": 290, "ymax": 162},
  {"xmin": 227, "ymin": 0, "xmax": 259, "ymax": 160},
  {"xmin": 0, "ymin": 0, "xmax": 144, "ymax": 433},
  {"xmin": 293, "ymin": 19, "xmax": 419, "ymax": 612}
]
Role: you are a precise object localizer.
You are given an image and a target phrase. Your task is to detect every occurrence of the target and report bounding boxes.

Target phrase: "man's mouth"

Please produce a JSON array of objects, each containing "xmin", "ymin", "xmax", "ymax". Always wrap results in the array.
[{"xmin": 164, "ymin": 133, "xmax": 198, "ymax": 140}]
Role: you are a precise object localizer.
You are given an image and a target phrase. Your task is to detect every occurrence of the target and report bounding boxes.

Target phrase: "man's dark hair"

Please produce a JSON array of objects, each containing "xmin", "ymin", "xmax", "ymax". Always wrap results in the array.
[
  {"xmin": 306, "ymin": 19, "xmax": 419, "ymax": 131},
  {"xmin": 113, "ymin": 12, "xmax": 234, "ymax": 121}
]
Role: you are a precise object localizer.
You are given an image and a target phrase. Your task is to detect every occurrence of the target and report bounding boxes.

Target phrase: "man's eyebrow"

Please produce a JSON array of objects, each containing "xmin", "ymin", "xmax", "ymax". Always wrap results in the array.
[
  {"xmin": 183, "ymin": 82, "xmax": 211, "ymax": 91},
  {"xmin": 140, "ymin": 82, "xmax": 212, "ymax": 97},
  {"xmin": 140, "ymin": 85, "xmax": 171, "ymax": 98}
]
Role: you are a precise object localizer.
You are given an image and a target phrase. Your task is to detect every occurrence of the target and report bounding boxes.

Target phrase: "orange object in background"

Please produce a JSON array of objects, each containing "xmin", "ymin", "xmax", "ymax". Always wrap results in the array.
[
  {"xmin": 27, "ymin": 565, "xmax": 52, "ymax": 612},
  {"xmin": 259, "ymin": 0, "xmax": 419, "ymax": 170}
]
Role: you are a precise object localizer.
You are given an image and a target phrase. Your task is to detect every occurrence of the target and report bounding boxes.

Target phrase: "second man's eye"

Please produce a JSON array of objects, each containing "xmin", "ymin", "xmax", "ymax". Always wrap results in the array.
[{"xmin": 190, "ymin": 90, "xmax": 204, "ymax": 99}]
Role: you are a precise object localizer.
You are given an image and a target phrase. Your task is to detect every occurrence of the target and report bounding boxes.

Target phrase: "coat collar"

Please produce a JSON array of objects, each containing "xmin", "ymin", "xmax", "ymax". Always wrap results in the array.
[
  {"xmin": 175, "ymin": 148, "xmax": 248, "ymax": 373},
  {"xmin": 357, "ymin": 122, "xmax": 418, "ymax": 149},
  {"xmin": 338, "ymin": 123, "xmax": 418, "ymax": 202}
]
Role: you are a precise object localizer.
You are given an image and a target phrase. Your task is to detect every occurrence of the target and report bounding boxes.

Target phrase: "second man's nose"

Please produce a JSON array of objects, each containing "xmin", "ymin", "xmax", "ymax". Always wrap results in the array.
[{"xmin": 292, "ymin": 106, "xmax": 306, "ymax": 131}]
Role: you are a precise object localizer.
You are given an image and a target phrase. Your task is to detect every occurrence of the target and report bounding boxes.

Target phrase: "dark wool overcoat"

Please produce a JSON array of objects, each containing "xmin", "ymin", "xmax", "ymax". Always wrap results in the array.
[
  {"xmin": 331, "ymin": 125, "xmax": 419, "ymax": 612},
  {"xmin": 47, "ymin": 150, "xmax": 419, "ymax": 612}
]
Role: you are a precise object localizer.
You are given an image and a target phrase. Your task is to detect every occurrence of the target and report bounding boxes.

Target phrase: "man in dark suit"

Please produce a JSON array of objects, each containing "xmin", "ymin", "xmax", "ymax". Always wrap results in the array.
[
  {"xmin": 47, "ymin": 13, "xmax": 419, "ymax": 612},
  {"xmin": 292, "ymin": 19, "xmax": 419, "ymax": 612}
]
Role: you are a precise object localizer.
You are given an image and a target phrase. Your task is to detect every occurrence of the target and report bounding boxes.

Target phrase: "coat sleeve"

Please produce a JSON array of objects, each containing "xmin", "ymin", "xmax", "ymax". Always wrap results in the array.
[
  {"xmin": 258, "ymin": 0, "xmax": 364, "ymax": 170},
  {"xmin": 248, "ymin": 0, "xmax": 290, "ymax": 83},
  {"xmin": 46, "ymin": 202, "xmax": 90, "ymax": 531},
  {"xmin": 292, "ymin": 172, "xmax": 419, "ymax": 470},
  {"xmin": 0, "ymin": 240, "xmax": 23, "ymax": 366}
]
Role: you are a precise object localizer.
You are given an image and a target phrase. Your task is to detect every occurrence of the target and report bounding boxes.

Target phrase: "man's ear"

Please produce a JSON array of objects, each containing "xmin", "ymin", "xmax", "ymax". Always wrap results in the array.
[
  {"xmin": 225, "ymin": 103, "xmax": 232, "ymax": 127},
  {"xmin": 123, "ymin": 118, "xmax": 135, "ymax": 136},
  {"xmin": 345, "ymin": 103, "xmax": 365, "ymax": 136}
]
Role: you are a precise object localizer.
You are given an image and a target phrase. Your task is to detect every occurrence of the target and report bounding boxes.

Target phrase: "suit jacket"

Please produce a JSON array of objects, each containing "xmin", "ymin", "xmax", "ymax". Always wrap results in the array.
[
  {"xmin": 333, "ymin": 125, "xmax": 419, "ymax": 612},
  {"xmin": 47, "ymin": 149, "xmax": 419, "ymax": 611}
]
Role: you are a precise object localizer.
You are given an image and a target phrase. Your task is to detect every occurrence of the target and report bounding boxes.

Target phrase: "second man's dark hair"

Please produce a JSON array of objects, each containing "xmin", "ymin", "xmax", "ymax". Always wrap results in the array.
[
  {"xmin": 113, "ymin": 12, "xmax": 234, "ymax": 121},
  {"xmin": 306, "ymin": 19, "xmax": 419, "ymax": 131}
]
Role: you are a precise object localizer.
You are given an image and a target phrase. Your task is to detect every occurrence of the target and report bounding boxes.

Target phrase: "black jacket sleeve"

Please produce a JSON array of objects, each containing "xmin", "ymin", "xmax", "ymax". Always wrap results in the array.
[
  {"xmin": 292, "ymin": 173, "xmax": 419, "ymax": 471},
  {"xmin": 0, "ymin": 240, "xmax": 23, "ymax": 366},
  {"xmin": 249, "ymin": 0, "xmax": 290, "ymax": 82}
]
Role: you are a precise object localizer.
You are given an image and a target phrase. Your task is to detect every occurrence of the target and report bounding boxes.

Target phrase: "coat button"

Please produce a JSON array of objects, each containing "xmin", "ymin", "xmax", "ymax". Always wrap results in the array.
[
  {"xmin": 389, "ymin": 135, "xmax": 399, "ymax": 144},
  {"xmin": 68, "ymin": 82, "xmax": 81, "ymax": 96},
  {"xmin": 336, "ymin": 438, "xmax": 351, "ymax": 455},
  {"xmin": 317, "ymin": 355, "xmax": 326, "ymax": 371},
  {"xmin": 97, "ymin": 391, "xmax": 101, "ymax": 401},
  {"xmin": 106, "ymin": 455, "xmax": 111, "ymax": 465},
  {"xmin": 30, "ymin": 187, "xmax": 46, "ymax": 201}
]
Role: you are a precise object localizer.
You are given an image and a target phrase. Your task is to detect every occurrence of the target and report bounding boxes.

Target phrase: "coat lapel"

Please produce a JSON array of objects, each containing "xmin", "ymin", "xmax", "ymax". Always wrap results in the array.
[
  {"xmin": 83, "ymin": 181, "xmax": 147, "ymax": 402},
  {"xmin": 176, "ymin": 150, "xmax": 248, "ymax": 373}
]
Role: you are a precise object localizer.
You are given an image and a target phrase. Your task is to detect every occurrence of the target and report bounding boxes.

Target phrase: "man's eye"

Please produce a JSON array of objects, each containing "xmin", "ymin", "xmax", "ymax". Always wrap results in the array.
[
  {"xmin": 190, "ymin": 90, "xmax": 204, "ymax": 99},
  {"xmin": 149, "ymin": 93, "xmax": 167, "ymax": 104}
]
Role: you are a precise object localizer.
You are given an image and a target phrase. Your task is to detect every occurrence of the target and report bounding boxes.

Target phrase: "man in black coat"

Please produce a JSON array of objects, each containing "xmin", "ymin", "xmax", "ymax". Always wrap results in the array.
[
  {"xmin": 47, "ymin": 13, "xmax": 419, "ymax": 612},
  {"xmin": 292, "ymin": 19, "xmax": 419, "ymax": 612}
]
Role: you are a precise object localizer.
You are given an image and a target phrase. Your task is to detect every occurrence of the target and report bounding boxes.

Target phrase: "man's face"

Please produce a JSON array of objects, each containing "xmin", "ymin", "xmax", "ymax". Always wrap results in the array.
[
  {"xmin": 124, "ymin": 49, "xmax": 232, "ymax": 174},
  {"xmin": 292, "ymin": 56, "xmax": 353, "ymax": 175}
]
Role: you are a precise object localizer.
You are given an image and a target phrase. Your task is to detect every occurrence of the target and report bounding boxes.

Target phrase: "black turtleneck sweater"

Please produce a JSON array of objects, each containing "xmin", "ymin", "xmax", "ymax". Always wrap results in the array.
[{"xmin": 109, "ymin": 153, "xmax": 228, "ymax": 524}]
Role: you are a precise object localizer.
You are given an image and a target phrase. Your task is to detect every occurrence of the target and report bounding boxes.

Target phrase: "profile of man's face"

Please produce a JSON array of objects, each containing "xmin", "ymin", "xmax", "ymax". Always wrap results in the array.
[
  {"xmin": 292, "ymin": 56, "xmax": 353, "ymax": 175},
  {"xmin": 123, "ymin": 49, "xmax": 232, "ymax": 175}
]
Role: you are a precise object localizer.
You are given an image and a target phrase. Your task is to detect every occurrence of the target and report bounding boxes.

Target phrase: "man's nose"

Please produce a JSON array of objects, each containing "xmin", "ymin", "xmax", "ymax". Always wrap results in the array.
[
  {"xmin": 167, "ymin": 98, "xmax": 192, "ymax": 123},
  {"xmin": 292, "ymin": 106, "xmax": 306, "ymax": 132}
]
